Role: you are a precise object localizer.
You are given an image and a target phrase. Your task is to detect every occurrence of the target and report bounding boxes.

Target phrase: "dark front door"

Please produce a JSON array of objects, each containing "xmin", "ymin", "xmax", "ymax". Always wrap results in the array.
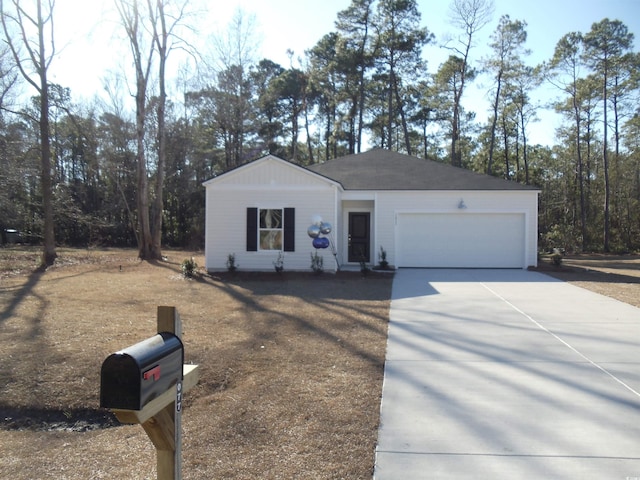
[{"xmin": 348, "ymin": 212, "xmax": 370, "ymax": 263}]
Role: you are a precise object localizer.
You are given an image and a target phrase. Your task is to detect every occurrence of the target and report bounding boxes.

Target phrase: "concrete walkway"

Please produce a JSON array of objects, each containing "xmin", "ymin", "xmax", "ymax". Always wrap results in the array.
[{"xmin": 374, "ymin": 269, "xmax": 640, "ymax": 479}]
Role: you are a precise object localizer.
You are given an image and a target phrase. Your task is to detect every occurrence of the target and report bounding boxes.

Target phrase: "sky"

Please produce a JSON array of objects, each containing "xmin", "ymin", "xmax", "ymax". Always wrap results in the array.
[{"xmin": 47, "ymin": 0, "xmax": 640, "ymax": 147}]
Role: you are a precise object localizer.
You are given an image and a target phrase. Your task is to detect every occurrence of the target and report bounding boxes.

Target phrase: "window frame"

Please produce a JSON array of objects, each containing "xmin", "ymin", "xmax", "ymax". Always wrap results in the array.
[
  {"xmin": 247, "ymin": 207, "xmax": 295, "ymax": 253},
  {"xmin": 258, "ymin": 208, "xmax": 284, "ymax": 251}
]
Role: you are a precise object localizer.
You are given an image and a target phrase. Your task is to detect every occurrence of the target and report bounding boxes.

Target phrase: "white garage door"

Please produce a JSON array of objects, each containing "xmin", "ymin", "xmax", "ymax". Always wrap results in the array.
[{"xmin": 396, "ymin": 213, "xmax": 526, "ymax": 268}]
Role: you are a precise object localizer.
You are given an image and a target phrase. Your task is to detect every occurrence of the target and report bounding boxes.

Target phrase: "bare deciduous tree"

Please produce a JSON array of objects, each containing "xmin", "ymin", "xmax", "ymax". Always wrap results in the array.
[
  {"xmin": 1, "ymin": 0, "xmax": 57, "ymax": 267},
  {"xmin": 147, "ymin": 0, "xmax": 190, "ymax": 259},
  {"xmin": 115, "ymin": 0, "xmax": 192, "ymax": 260},
  {"xmin": 115, "ymin": 0, "xmax": 156, "ymax": 260},
  {"xmin": 0, "ymin": 42, "xmax": 18, "ymax": 110},
  {"xmin": 445, "ymin": 0, "xmax": 493, "ymax": 166},
  {"xmin": 208, "ymin": 9, "xmax": 260, "ymax": 167}
]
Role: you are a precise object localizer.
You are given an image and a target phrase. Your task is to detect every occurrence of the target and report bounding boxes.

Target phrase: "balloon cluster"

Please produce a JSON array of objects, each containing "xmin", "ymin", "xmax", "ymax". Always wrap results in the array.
[{"xmin": 307, "ymin": 214, "xmax": 332, "ymax": 249}]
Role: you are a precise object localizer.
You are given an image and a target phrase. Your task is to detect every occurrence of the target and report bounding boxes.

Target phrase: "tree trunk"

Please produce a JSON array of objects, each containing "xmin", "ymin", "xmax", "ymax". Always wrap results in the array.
[
  {"xmin": 150, "ymin": 0, "xmax": 170, "ymax": 261},
  {"xmin": 602, "ymin": 76, "xmax": 610, "ymax": 252},
  {"xmin": 356, "ymin": 8, "xmax": 371, "ymax": 154},
  {"xmin": 357, "ymin": 64, "xmax": 366, "ymax": 153},
  {"xmin": 324, "ymin": 107, "xmax": 331, "ymax": 160},
  {"xmin": 501, "ymin": 115, "xmax": 510, "ymax": 179},
  {"xmin": 151, "ymin": 64, "xmax": 166, "ymax": 261},
  {"xmin": 2, "ymin": 0, "xmax": 58, "ymax": 267},
  {"xmin": 291, "ymin": 99, "xmax": 299, "ymax": 160},
  {"xmin": 387, "ymin": 70, "xmax": 393, "ymax": 150},
  {"xmin": 39, "ymin": 58, "xmax": 56, "ymax": 267},
  {"xmin": 487, "ymin": 69, "xmax": 503, "ymax": 175},
  {"xmin": 303, "ymin": 87, "xmax": 314, "ymax": 162},
  {"xmin": 451, "ymin": 104, "xmax": 460, "ymax": 167},
  {"xmin": 348, "ymin": 92, "xmax": 357, "ymax": 154},
  {"xmin": 116, "ymin": 0, "xmax": 155, "ymax": 260},
  {"xmin": 392, "ymin": 73, "xmax": 411, "ymax": 155},
  {"xmin": 572, "ymin": 95, "xmax": 587, "ymax": 251},
  {"xmin": 521, "ymin": 114, "xmax": 529, "ymax": 185},
  {"xmin": 36, "ymin": 0, "xmax": 56, "ymax": 267},
  {"xmin": 136, "ymin": 77, "xmax": 152, "ymax": 259},
  {"xmin": 611, "ymin": 79, "xmax": 622, "ymax": 248}
]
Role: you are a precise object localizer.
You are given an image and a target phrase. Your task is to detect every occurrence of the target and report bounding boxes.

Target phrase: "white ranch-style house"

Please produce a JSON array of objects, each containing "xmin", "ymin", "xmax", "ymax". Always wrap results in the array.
[{"xmin": 203, "ymin": 149, "xmax": 540, "ymax": 273}]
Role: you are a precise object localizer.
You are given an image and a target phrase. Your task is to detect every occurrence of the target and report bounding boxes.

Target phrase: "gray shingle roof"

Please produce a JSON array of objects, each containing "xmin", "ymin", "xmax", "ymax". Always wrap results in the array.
[{"xmin": 306, "ymin": 149, "xmax": 539, "ymax": 191}]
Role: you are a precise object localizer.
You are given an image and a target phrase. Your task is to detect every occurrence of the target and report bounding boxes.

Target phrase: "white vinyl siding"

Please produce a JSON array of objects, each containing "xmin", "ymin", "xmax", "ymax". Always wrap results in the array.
[{"xmin": 205, "ymin": 156, "xmax": 340, "ymax": 272}]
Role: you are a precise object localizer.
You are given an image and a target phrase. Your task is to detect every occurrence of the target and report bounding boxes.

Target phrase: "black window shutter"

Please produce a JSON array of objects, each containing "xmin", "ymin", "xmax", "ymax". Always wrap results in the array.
[
  {"xmin": 246, "ymin": 208, "xmax": 258, "ymax": 251},
  {"xmin": 284, "ymin": 208, "xmax": 295, "ymax": 252}
]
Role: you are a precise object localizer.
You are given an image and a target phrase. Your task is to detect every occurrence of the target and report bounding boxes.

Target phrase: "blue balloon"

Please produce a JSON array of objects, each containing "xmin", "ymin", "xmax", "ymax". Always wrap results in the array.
[{"xmin": 312, "ymin": 237, "xmax": 330, "ymax": 249}]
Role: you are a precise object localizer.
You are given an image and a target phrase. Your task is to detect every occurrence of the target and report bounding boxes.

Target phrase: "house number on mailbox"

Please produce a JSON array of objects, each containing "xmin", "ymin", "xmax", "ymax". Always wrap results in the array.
[{"xmin": 176, "ymin": 381, "xmax": 183, "ymax": 412}]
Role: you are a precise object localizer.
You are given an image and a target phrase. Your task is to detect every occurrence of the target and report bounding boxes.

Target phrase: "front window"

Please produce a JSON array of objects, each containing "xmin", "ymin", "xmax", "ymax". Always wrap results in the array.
[{"xmin": 259, "ymin": 209, "xmax": 283, "ymax": 250}]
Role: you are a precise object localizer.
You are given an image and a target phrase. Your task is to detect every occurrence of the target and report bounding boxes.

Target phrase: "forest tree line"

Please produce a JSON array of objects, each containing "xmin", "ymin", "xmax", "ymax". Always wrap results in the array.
[{"xmin": 0, "ymin": 0, "xmax": 639, "ymax": 267}]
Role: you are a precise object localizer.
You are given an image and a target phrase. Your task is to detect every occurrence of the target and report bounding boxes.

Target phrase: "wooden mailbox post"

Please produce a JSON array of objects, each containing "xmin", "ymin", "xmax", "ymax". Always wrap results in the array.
[{"xmin": 102, "ymin": 306, "xmax": 200, "ymax": 480}]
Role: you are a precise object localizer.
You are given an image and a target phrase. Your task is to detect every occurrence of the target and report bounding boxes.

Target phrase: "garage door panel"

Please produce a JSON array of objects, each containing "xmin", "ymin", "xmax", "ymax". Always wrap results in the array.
[{"xmin": 397, "ymin": 213, "xmax": 525, "ymax": 268}]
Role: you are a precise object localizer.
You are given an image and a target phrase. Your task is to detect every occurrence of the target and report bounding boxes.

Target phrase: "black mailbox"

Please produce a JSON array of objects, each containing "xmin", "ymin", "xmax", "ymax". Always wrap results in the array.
[{"xmin": 100, "ymin": 332, "xmax": 184, "ymax": 411}]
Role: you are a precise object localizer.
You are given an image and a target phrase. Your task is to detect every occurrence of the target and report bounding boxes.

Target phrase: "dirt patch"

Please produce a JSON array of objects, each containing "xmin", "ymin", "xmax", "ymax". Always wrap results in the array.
[
  {"xmin": 0, "ymin": 247, "xmax": 392, "ymax": 479},
  {"xmin": 0, "ymin": 405, "xmax": 119, "ymax": 432}
]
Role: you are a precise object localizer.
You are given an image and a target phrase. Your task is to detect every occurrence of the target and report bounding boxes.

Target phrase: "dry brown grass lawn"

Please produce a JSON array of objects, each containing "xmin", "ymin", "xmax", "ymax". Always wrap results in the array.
[
  {"xmin": 1, "ymin": 248, "xmax": 639, "ymax": 479},
  {"xmin": 535, "ymin": 253, "xmax": 640, "ymax": 309},
  {"xmin": 0, "ymin": 247, "xmax": 392, "ymax": 479}
]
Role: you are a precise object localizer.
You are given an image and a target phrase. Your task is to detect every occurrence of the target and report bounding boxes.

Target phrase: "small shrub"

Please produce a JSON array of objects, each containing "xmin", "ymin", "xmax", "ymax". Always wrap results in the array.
[
  {"xmin": 310, "ymin": 251, "xmax": 323, "ymax": 274},
  {"xmin": 378, "ymin": 246, "xmax": 389, "ymax": 269},
  {"xmin": 360, "ymin": 257, "xmax": 371, "ymax": 275},
  {"xmin": 182, "ymin": 257, "xmax": 198, "ymax": 278},
  {"xmin": 551, "ymin": 248, "xmax": 563, "ymax": 266},
  {"xmin": 273, "ymin": 251, "xmax": 284, "ymax": 273},
  {"xmin": 226, "ymin": 253, "xmax": 238, "ymax": 272}
]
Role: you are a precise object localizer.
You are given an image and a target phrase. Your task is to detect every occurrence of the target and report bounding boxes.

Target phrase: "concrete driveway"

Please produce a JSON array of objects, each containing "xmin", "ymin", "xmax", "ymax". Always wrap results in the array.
[{"xmin": 374, "ymin": 269, "xmax": 640, "ymax": 479}]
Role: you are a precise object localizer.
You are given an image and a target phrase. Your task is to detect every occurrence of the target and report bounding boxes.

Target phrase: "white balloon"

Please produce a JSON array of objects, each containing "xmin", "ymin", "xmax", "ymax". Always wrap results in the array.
[
  {"xmin": 311, "ymin": 214, "xmax": 323, "ymax": 226},
  {"xmin": 307, "ymin": 224, "xmax": 321, "ymax": 238},
  {"xmin": 320, "ymin": 222, "xmax": 332, "ymax": 235}
]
